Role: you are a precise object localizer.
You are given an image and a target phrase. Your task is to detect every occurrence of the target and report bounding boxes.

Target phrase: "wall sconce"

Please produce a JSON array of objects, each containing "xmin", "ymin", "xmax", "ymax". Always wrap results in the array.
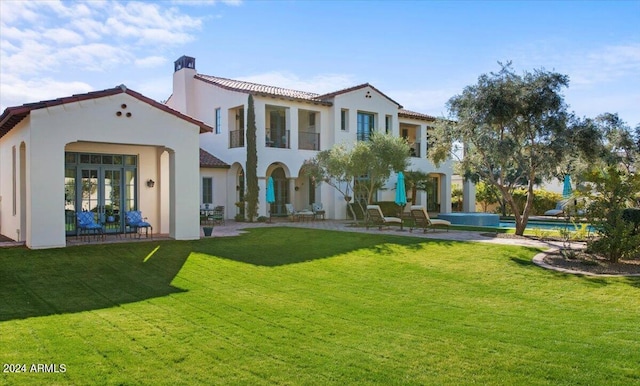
[
  {"xmin": 146, "ymin": 179, "xmax": 155, "ymax": 188},
  {"xmin": 294, "ymin": 186, "xmax": 300, "ymax": 191},
  {"xmin": 236, "ymin": 185, "xmax": 240, "ymax": 191}
]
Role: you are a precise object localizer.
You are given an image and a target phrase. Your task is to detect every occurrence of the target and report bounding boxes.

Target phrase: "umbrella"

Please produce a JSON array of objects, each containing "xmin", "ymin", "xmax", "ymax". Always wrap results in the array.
[
  {"xmin": 266, "ymin": 177, "xmax": 275, "ymax": 222},
  {"xmin": 562, "ymin": 174, "xmax": 572, "ymax": 198},
  {"xmin": 266, "ymin": 177, "xmax": 275, "ymax": 203},
  {"xmin": 395, "ymin": 172, "xmax": 407, "ymax": 231}
]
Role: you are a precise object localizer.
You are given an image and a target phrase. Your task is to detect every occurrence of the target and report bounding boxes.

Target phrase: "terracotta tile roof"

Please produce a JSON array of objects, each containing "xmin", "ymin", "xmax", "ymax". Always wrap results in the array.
[
  {"xmin": 398, "ymin": 108, "xmax": 437, "ymax": 122},
  {"xmin": 195, "ymin": 73, "xmax": 442, "ymax": 120},
  {"xmin": 195, "ymin": 74, "xmax": 332, "ymax": 106},
  {"xmin": 316, "ymin": 83, "xmax": 403, "ymax": 108},
  {"xmin": 200, "ymin": 148, "xmax": 229, "ymax": 169},
  {"xmin": 0, "ymin": 85, "xmax": 214, "ymax": 139}
]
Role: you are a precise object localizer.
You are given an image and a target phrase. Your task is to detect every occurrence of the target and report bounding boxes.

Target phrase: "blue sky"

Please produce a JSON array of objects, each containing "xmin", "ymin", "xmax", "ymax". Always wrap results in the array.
[{"xmin": 1, "ymin": 0, "xmax": 639, "ymax": 126}]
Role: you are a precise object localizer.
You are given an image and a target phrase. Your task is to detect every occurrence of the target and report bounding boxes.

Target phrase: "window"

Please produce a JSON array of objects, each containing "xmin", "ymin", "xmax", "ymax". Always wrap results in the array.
[
  {"xmin": 202, "ymin": 177, "xmax": 213, "ymax": 204},
  {"xmin": 309, "ymin": 112, "xmax": 316, "ymax": 127},
  {"xmin": 357, "ymin": 112, "xmax": 375, "ymax": 141},
  {"xmin": 215, "ymin": 108, "xmax": 221, "ymax": 134},
  {"xmin": 385, "ymin": 115, "xmax": 392, "ymax": 134},
  {"xmin": 341, "ymin": 109, "xmax": 348, "ymax": 131}
]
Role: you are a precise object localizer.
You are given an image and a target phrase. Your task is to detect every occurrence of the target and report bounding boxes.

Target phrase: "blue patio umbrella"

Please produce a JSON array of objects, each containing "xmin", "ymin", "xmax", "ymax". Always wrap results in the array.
[
  {"xmin": 395, "ymin": 172, "xmax": 407, "ymax": 231},
  {"xmin": 395, "ymin": 172, "xmax": 407, "ymax": 206},
  {"xmin": 562, "ymin": 174, "xmax": 572, "ymax": 198},
  {"xmin": 266, "ymin": 177, "xmax": 276, "ymax": 203},
  {"xmin": 266, "ymin": 176, "xmax": 275, "ymax": 222}
]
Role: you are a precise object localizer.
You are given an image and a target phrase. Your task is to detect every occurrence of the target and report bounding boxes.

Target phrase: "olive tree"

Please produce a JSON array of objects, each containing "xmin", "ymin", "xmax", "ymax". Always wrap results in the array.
[
  {"xmin": 304, "ymin": 133, "xmax": 410, "ymax": 222},
  {"xmin": 429, "ymin": 63, "xmax": 573, "ymax": 235}
]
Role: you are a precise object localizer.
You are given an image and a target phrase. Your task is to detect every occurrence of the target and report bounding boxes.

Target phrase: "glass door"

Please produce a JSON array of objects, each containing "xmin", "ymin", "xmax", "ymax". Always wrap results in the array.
[
  {"xmin": 103, "ymin": 168, "xmax": 123, "ymax": 234},
  {"xmin": 77, "ymin": 167, "xmax": 127, "ymax": 235},
  {"xmin": 65, "ymin": 152, "xmax": 137, "ymax": 237}
]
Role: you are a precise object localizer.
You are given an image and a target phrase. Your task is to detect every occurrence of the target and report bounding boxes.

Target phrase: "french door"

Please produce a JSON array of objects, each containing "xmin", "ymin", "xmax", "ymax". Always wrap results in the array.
[
  {"xmin": 78, "ymin": 168, "xmax": 126, "ymax": 234},
  {"xmin": 65, "ymin": 153, "xmax": 137, "ymax": 236}
]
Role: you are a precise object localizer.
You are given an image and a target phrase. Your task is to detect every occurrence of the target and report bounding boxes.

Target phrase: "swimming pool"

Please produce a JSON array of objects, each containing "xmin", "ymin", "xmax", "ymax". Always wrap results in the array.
[{"xmin": 498, "ymin": 220, "xmax": 594, "ymax": 232}]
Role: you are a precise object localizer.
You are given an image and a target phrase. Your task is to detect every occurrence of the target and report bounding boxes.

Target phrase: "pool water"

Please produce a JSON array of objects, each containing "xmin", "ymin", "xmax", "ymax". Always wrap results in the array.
[{"xmin": 498, "ymin": 220, "xmax": 594, "ymax": 232}]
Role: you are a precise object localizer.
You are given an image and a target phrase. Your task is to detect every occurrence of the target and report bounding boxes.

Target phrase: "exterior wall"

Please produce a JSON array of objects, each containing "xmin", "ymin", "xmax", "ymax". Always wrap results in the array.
[
  {"xmin": 169, "ymin": 68, "xmax": 455, "ymax": 220},
  {"xmin": 199, "ymin": 167, "xmax": 229, "ymax": 209},
  {"xmin": 1, "ymin": 92, "xmax": 202, "ymax": 248},
  {"xmin": 0, "ymin": 117, "xmax": 30, "ymax": 242}
]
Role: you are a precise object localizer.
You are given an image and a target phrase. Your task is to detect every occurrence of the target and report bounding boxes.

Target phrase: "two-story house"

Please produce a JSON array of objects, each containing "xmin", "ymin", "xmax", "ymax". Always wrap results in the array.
[{"xmin": 167, "ymin": 56, "xmax": 457, "ymax": 220}]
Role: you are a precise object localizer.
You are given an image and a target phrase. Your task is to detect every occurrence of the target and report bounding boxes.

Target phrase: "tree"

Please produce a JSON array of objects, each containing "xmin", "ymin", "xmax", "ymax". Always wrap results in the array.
[
  {"xmin": 429, "ymin": 63, "xmax": 572, "ymax": 235},
  {"xmin": 245, "ymin": 94, "xmax": 258, "ymax": 222},
  {"xmin": 403, "ymin": 170, "xmax": 433, "ymax": 205},
  {"xmin": 475, "ymin": 180, "xmax": 500, "ymax": 213},
  {"xmin": 304, "ymin": 133, "xmax": 410, "ymax": 222},
  {"xmin": 573, "ymin": 114, "xmax": 640, "ymax": 262},
  {"xmin": 351, "ymin": 133, "xmax": 411, "ymax": 205}
]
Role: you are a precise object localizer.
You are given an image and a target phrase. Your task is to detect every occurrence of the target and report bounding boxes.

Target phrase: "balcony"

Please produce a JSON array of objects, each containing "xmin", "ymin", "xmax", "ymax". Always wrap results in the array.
[
  {"xmin": 266, "ymin": 128, "xmax": 290, "ymax": 149},
  {"xmin": 299, "ymin": 131, "xmax": 320, "ymax": 151},
  {"xmin": 410, "ymin": 143, "xmax": 421, "ymax": 158},
  {"xmin": 229, "ymin": 129, "xmax": 244, "ymax": 148}
]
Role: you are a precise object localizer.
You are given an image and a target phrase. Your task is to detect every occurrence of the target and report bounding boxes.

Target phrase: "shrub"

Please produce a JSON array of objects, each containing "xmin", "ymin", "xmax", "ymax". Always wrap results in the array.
[{"xmin": 257, "ymin": 216, "xmax": 268, "ymax": 223}]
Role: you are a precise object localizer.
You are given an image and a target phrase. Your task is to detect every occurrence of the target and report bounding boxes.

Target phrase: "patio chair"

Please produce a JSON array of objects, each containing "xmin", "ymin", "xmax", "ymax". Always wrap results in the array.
[
  {"xmin": 366, "ymin": 205, "xmax": 402, "ymax": 230},
  {"xmin": 409, "ymin": 205, "xmax": 451, "ymax": 233},
  {"xmin": 285, "ymin": 203, "xmax": 314, "ymax": 222},
  {"xmin": 125, "ymin": 210, "xmax": 153, "ymax": 238},
  {"xmin": 312, "ymin": 202, "xmax": 325, "ymax": 220},
  {"xmin": 544, "ymin": 201, "xmax": 567, "ymax": 217},
  {"xmin": 211, "ymin": 206, "xmax": 225, "ymax": 225},
  {"xmin": 76, "ymin": 211, "xmax": 104, "ymax": 241}
]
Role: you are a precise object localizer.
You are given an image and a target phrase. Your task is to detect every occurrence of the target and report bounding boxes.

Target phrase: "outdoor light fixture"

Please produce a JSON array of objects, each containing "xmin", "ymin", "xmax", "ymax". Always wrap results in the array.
[{"xmin": 146, "ymin": 179, "xmax": 155, "ymax": 188}]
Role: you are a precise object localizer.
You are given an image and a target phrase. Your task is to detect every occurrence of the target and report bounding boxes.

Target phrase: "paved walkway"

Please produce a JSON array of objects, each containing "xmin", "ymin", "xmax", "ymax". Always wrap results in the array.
[
  {"xmin": 208, "ymin": 219, "xmax": 578, "ymax": 250},
  {"xmin": 0, "ymin": 219, "xmax": 580, "ymax": 251}
]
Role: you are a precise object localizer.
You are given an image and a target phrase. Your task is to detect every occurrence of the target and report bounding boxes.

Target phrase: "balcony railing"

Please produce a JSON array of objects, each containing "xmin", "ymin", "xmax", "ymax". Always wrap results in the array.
[
  {"xmin": 266, "ymin": 128, "xmax": 290, "ymax": 149},
  {"xmin": 410, "ymin": 143, "xmax": 421, "ymax": 158},
  {"xmin": 299, "ymin": 131, "xmax": 320, "ymax": 150},
  {"xmin": 229, "ymin": 129, "xmax": 245, "ymax": 148}
]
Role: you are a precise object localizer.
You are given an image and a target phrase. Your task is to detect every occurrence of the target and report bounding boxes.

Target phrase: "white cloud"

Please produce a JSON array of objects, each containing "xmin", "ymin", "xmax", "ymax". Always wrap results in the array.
[
  {"xmin": 135, "ymin": 56, "xmax": 167, "ymax": 68},
  {"xmin": 1, "ymin": 0, "xmax": 214, "ymax": 108},
  {"xmin": 171, "ymin": 0, "xmax": 242, "ymax": 6},
  {"xmin": 43, "ymin": 28, "xmax": 84, "ymax": 45},
  {"xmin": 1, "ymin": 74, "xmax": 94, "ymax": 111}
]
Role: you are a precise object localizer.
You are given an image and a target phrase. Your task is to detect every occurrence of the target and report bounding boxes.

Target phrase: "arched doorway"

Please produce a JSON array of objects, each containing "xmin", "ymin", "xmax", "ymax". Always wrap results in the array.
[{"xmin": 270, "ymin": 167, "xmax": 288, "ymax": 216}]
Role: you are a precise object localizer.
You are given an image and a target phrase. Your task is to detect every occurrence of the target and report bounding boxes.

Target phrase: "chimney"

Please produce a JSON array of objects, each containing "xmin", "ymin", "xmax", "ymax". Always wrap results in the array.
[
  {"xmin": 174, "ymin": 55, "xmax": 196, "ymax": 72},
  {"xmin": 171, "ymin": 56, "xmax": 196, "ymax": 115}
]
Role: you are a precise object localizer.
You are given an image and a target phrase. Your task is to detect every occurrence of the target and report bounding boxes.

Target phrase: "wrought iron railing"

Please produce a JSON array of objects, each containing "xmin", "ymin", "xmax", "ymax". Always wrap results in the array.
[
  {"xmin": 299, "ymin": 131, "xmax": 320, "ymax": 150},
  {"xmin": 229, "ymin": 129, "xmax": 244, "ymax": 148},
  {"xmin": 266, "ymin": 129, "xmax": 290, "ymax": 148},
  {"xmin": 410, "ymin": 143, "xmax": 421, "ymax": 157}
]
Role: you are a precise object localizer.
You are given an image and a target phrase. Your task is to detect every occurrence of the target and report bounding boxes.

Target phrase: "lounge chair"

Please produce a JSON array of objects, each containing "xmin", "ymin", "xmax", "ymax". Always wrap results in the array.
[
  {"xmin": 409, "ymin": 205, "xmax": 451, "ymax": 233},
  {"xmin": 125, "ymin": 210, "xmax": 153, "ymax": 238},
  {"xmin": 366, "ymin": 205, "xmax": 402, "ymax": 230},
  {"xmin": 285, "ymin": 203, "xmax": 314, "ymax": 222},
  {"xmin": 312, "ymin": 203, "xmax": 325, "ymax": 220},
  {"xmin": 544, "ymin": 201, "xmax": 566, "ymax": 217}
]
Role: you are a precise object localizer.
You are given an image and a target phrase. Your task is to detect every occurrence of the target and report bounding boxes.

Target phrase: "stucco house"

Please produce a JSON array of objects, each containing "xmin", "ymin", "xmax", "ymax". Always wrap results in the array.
[
  {"xmin": 0, "ymin": 85, "xmax": 213, "ymax": 249},
  {"xmin": 167, "ymin": 55, "xmax": 467, "ymax": 220}
]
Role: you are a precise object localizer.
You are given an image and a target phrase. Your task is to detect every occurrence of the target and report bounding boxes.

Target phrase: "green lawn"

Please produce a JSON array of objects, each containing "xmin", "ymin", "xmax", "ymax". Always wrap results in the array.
[{"xmin": 1, "ymin": 228, "xmax": 638, "ymax": 385}]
